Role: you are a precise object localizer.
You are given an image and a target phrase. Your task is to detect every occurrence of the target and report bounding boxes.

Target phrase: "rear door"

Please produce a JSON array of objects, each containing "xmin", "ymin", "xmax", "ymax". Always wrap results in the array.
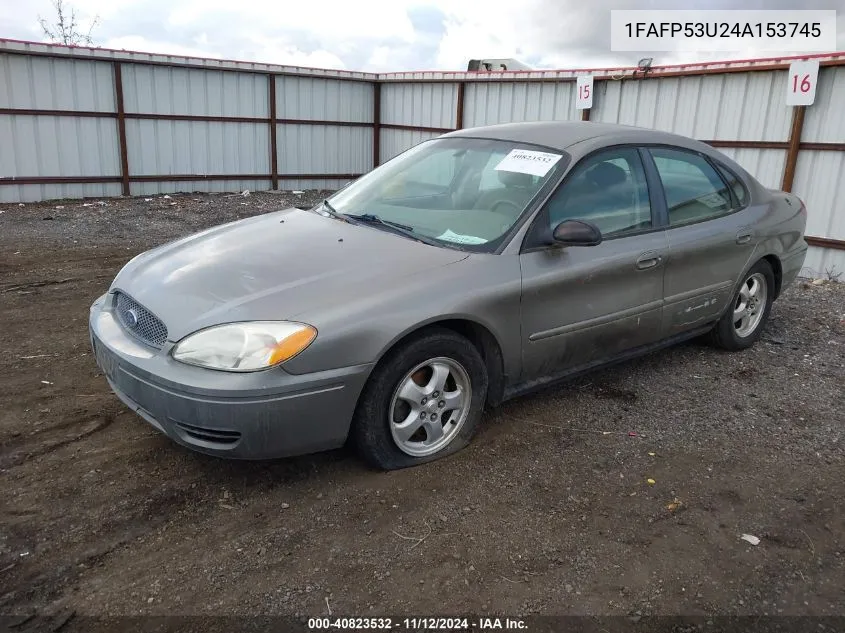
[
  {"xmin": 645, "ymin": 147, "xmax": 758, "ymax": 336},
  {"xmin": 518, "ymin": 146, "xmax": 669, "ymax": 381}
]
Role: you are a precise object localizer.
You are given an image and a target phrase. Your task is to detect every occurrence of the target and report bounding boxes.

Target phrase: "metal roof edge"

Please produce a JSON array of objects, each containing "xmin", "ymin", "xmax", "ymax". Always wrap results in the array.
[
  {"xmin": 0, "ymin": 38, "xmax": 380, "ymax": 80},
  {"xmin": 2, "ymin": 38, "xmax": 844, "ymax": 82}
]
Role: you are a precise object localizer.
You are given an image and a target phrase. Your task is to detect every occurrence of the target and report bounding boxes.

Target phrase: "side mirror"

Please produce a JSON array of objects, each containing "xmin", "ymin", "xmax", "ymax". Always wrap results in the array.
[{"xmin": 552, "ymin": 219, "xmax": 603, "ymax": 246}]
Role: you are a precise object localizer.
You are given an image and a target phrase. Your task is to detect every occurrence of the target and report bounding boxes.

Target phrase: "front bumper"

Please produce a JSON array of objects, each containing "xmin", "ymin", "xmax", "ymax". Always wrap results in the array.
[{"xmin": 89, "ymin": 293, "xmax": 372, "ymax": 459}]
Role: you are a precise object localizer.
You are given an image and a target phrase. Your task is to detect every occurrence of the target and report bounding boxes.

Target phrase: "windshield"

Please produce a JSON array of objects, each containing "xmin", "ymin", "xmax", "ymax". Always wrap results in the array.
[{"xmin": 323, "ymin": 137, "xmax": 569, "ymax": 251}]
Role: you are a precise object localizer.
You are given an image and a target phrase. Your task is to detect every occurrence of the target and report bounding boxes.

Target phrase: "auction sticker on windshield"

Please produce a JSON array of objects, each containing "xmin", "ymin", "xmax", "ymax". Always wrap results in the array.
[
  {"xmin": 436, "ymin": 229, "xmax": 487, "ymax": 245},
  {"xmin": 494, "ymin": 149, "xmax": 562, "ymax": 177}
]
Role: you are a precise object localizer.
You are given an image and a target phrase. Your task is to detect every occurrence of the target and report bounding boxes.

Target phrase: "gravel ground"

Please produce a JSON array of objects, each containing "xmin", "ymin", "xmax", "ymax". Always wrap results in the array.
[
  {"xmin": 0, "ymin": 190, "xmax": 331, "ymax": 246},
  {"xmin": 0, "ymin": 192, "xmax": 843, "ymax": 627}
]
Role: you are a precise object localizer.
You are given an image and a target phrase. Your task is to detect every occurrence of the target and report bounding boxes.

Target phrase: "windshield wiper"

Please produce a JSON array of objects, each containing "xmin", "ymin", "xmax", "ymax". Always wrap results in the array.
[
  {"xmin": 354, "ymin": 213, "xmax": 414, "ymax": 232},
  {"xmin": 347, "ymin": 213, "xmax": 441, "ymax": 247}
]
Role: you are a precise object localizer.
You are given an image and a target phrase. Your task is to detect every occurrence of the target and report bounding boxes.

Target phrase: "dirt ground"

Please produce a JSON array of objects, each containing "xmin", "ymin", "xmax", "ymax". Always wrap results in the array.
[{"xmin": 1, "ymin": 192, "xmax": 843, "ymax": 625}]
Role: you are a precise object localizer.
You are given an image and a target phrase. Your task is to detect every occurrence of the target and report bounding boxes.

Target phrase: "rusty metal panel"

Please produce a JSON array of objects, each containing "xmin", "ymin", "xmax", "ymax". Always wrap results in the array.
[
  {"xmin": 277, "ymin": 124, "xmax": 373, "ymax": 175},
  {"xmin": 593, "ymin": 71, "xmax": 791, "ymax": 141},
  {"xmin": 802, "ymin": 66, "xmax": 845, "ymax": 144},
  {"xmin": 0, "ymin": 53, "xmax": 115, "ymax": 111},
  {"xmin": 124, "ymin": 119, "xmax": 269, "ymax": 177},
  {"xmin": 713, "ymin": 147, "xmax": 786, "ymax": 190},
  {"xmin": 276, "ymin": 76, "xmax": 373, "ymax": 123},
  {"xmin": 379, "ymin": 128, "xmax": 439, "ymax": 163},
  {"xmin": 381, "ymin": 83, "xmax": 457, "ymax": 128},
  {"xmin": 121, "ymin": 64, "xmax": 269, "ymax": 117}
]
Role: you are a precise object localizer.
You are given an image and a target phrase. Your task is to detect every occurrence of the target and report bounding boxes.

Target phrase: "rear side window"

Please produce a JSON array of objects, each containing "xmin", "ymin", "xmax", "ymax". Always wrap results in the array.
[
  {"xmin": 713, "ymin": 162, "xmax": 748, "ymax": 207},
  {"xmin": 649, "ymin": 148, "xmax": 734, "ymax": 226}
]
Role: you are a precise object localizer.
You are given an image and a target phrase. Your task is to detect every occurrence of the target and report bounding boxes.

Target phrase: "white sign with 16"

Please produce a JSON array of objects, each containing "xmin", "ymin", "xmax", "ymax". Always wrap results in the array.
[
  {"xmin": 576, "ymin": 75, "xmax": 594, "ymax": 110},
  {"xmin": 786, "ymin": 60, "xmax": 820, "ymax": 106}
]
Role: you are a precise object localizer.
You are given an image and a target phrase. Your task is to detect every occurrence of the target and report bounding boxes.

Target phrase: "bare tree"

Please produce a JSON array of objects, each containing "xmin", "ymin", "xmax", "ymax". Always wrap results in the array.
[{"xmin": 38, "ymin": 0, "xmax": 99, "ymax": 46}]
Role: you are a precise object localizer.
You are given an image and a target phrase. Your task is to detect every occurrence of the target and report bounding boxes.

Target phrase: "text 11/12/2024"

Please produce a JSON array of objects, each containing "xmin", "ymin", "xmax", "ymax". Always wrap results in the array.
[{"xmin": 307, "ymin": 617, "xmax": 528, "ymax": 630}]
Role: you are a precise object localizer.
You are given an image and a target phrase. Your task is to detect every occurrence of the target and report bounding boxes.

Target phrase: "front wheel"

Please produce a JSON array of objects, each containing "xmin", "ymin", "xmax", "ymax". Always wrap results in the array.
[
  {"xmin": 710, "ymin": 259, "xmax": 775, "ymax": 351},
  {"xmin": 352, "ymin": 328, "xmax": 488, "ymax": 470}
]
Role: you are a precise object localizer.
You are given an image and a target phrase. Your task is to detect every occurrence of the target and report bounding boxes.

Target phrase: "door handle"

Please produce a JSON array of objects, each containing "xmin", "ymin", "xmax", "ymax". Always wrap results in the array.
[
  {"xmin": 736, "ymin": 230, "xmax": 753, "ymax": 245},
  {"xmin": 636, "ymin": 252, "xmax": 662, "ymax": 270}
]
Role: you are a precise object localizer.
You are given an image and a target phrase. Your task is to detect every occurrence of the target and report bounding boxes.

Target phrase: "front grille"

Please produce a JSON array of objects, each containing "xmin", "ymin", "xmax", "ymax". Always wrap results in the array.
[{"xmin": 114, "ymin": 292, "xmax": 168, "ymax": 348}]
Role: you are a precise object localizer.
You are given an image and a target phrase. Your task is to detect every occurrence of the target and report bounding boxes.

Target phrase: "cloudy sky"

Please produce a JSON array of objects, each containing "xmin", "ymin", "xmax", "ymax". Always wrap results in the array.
[{"xmin": 0, "ymin": 0, "xmax": 843, "ymax": 72}]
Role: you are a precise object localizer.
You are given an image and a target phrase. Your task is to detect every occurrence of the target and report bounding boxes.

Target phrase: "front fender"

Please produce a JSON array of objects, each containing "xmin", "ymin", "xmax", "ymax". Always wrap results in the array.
[{"xmin": 281, "ymin": 255, "xmax": 523, "ymax": 383}]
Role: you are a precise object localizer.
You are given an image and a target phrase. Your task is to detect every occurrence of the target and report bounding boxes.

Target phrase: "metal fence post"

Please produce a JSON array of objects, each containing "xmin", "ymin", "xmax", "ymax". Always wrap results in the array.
[
  {"xmin": 372, "ymin": 81, "xmax": 381, "ymax": 168},
  {"xmin": 113, "ymin": 62, "xmax": 131, "ymax": 197},
  {"xmin": 455, "ymin": 81, "xmax": 465, "ymax": 129},
  {"xmin": 269, "ymin": 74, "xmax": 279, "ymax": 190},
  {"xmin": 781, "ymin": 105, "xmax": 806, "ymax": 193}
]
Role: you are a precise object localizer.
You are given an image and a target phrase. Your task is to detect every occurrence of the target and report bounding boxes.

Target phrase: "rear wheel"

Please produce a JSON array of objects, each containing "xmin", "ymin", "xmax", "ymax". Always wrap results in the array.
[
  {"xmin": 710, "ymin": 259, "xmax": 774, "ymax": 351},
  {"xmin": 353, "ymin": 329, "xmax": 488, "ymax": 470}
]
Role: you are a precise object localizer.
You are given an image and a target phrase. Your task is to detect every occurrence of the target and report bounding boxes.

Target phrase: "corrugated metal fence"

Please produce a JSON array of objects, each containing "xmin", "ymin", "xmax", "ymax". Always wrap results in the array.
[
  {"xmin": 0, "ymin": 40, "xmax": 377, "ymax": 200},
  {"xmin": 1, "ymin": 39, "xmax": 843, "ymax": 275}
]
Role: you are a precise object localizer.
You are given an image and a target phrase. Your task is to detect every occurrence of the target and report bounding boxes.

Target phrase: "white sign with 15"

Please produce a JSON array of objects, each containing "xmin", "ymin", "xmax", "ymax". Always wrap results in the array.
[
  {"xmin": 576, "ymin": 75, "xmax": 594, "ymax": 110},
  {"xmin": 786, "ymin": 59, "xmax": 820, "ymax": 106}
]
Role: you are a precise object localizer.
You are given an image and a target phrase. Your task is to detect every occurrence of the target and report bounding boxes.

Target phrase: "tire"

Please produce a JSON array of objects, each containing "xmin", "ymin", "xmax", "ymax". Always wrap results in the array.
[
  {"xmin": 710, "ymin": 259, "xmax": 775, "ymax": 351},
  {"xmin": 352, "ymin": 328, "xmax": 488, "ymax": 470}
]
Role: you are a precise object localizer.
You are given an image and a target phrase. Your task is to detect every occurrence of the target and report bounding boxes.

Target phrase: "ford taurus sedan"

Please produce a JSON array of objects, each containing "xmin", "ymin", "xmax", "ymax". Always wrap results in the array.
[{"xmin": 90, "ymin": 121, "xmax": 808, "ymax": 470}]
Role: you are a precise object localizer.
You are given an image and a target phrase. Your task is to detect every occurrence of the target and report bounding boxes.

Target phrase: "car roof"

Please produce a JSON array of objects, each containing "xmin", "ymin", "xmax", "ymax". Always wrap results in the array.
[
  {"xmin": 443, "ymin": 121, "xmax": 705, "ymax": 153},
  {"xmin": 442, "ymin": 120, "xmax": 764, "ymax": 196}
]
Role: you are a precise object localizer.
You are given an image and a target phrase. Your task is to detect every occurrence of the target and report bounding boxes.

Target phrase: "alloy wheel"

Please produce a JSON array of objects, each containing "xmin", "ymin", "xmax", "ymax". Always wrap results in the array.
[{"xmin": 388, "ymin": 357, "xmax": 472, "ymax": 457}]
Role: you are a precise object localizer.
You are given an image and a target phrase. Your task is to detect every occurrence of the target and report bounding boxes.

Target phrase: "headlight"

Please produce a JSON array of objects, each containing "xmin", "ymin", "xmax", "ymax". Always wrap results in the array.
[{"xmin": 172, "ymin": 321, "xmax": 317, "ymax": 372}]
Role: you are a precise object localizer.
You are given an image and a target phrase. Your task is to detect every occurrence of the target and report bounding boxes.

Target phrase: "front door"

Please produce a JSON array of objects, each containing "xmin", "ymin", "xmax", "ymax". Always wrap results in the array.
[{"xmin": 519, "ymin": 147, "xmax": 668, "ymax": 382}]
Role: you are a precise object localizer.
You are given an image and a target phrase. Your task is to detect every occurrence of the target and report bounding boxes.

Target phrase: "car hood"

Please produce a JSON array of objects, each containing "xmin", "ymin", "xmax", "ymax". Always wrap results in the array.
[{"xmin": 111, "ymin": 208, "xmax": 468, "ymax": 341}]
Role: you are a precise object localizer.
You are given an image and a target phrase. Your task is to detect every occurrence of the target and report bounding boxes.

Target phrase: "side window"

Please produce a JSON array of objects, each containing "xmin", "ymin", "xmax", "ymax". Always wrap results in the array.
[
  {"xmin": 713, "ymin": 162, "xmax": 748, "ymax": 207},
  {"xmin": 650, "ymin": 148, "xmax": 734, "ymax": 226},
  {"xmin": 545, "ymin": 148, "xmax": 652, "ymax": 236}
]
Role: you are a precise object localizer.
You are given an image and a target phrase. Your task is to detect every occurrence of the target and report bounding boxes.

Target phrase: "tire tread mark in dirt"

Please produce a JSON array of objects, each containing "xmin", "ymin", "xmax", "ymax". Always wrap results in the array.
[
  {"xmin": 2, "ymin": 275, "xmax": 113, "ymax": 294},
  {"xmin": 2, "ymin": 279, "xmax": 80, "ymax": 293},
  {"xmin": 0, "ymin": 487, "xmax": 198, "ymax": 611},
  {"xmin": 6, "ymin": 613, "xmax": 36, "ymax": 629},
  {"xmin": 0, "ymin": 415, "xmax": 115, "ymax": 468}
]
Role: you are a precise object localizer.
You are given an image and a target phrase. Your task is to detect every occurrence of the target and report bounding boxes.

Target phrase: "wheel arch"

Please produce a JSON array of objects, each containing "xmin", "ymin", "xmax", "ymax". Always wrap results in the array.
[
  {"xmin": 367, "ymin": 316, "xmax": 507, "ymax": 408},
  {"xmin": 716, "ymin": 251, "xmax": 782, "ymax": 324},
  {"xmin": 760, "ymin": 253, "xmax": 783, "ymax": 299}
]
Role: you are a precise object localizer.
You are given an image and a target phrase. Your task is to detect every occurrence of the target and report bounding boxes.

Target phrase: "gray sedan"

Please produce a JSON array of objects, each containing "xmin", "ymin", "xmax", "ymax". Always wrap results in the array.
[{"xmin": 89, "ymin": 121, "xmax": 808, "ymax": 470}]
